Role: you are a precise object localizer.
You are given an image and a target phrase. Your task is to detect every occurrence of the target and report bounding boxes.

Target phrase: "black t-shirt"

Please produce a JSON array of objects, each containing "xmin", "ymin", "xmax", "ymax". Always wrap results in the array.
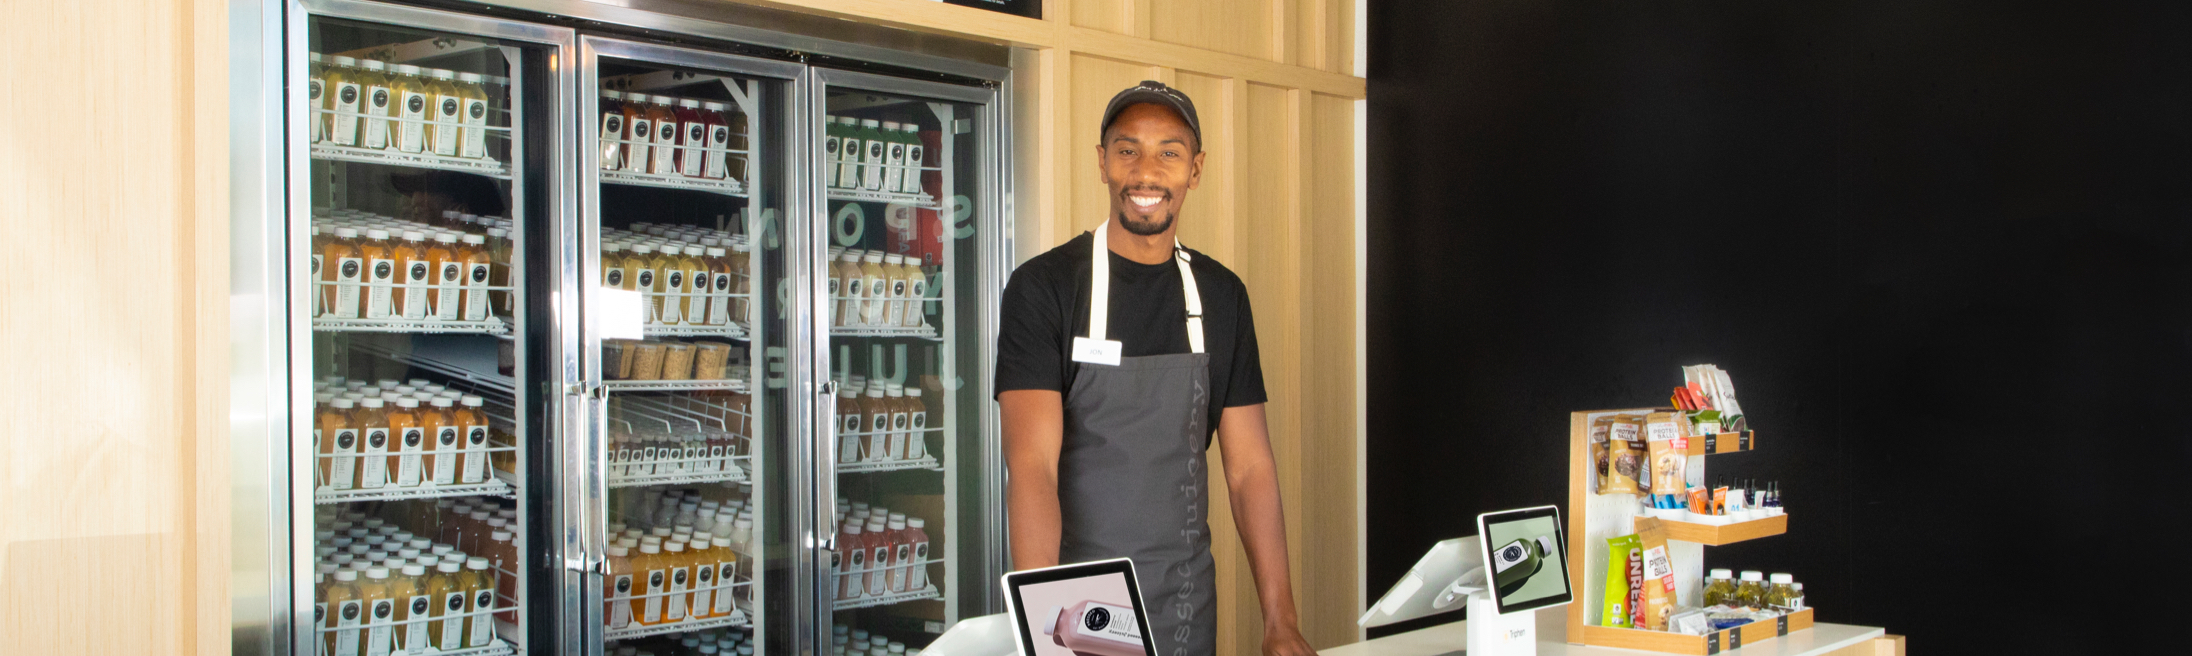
[{"xmin": 994, "ymin": 232, "xmax": 1267, "ymax": 442}]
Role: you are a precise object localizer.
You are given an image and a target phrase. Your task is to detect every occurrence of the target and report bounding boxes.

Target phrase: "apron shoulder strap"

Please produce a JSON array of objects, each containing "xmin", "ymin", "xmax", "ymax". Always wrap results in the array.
[{"xmin": 1086, "ymin": 222, "xmax": 1206, "ymax": 354}]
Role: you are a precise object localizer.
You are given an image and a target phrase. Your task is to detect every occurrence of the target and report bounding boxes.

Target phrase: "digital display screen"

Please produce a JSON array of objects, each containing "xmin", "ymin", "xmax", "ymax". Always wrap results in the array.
[
  {"xmin": 1006, "ymin": 562, "xmax": 1155, "ymax": 656},
  {"xmin": 1481, "ymin": 508, "xmax": 1572, "ymax": 614}
]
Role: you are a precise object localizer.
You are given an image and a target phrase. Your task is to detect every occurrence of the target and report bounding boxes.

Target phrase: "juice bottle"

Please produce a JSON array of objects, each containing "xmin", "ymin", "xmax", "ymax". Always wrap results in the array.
[
  {"xmin": 425, "ymin": 561, "xmax": 467, "ymax": 651},
  {"xmin": 687, "ymin": 538, "xmax": 717, "ymax": 619},
  {"xmin": 455, "ymin": 72, "xmax": 491, "ymax": 160},
  {"xmin": 357, "ymin": 567, "xmax": 397, "ymax": 656},
  {"xmin": 679, "ymin": 245, "xmax": 709, "ymax": 325},
  {"xmin": 327, "ymin": 569, "xmax": 365, "ymax": 656},
  {"xmin": 838, "ymin": 522, "xmax": 865, "ymax": 600},
  {"xmin": 708, "ymin": 536, "xmax": 739, "ymax": 617},
  {"xmin": 392, "ymin": 64, "xmax": 431, "ymax": 153},
  {"xmin": 836, "ymin": 117, "xmax": 865, "ymax": 189},
  {"xmin": 458, "ymin": 234, "xmax": 491, "ymax": 321},
  {"xmin": 662, "ymin": 540, "xmax": 692, "ymax": 622},
  {"xmin": 357, "ymin": 60, "xmax": 394, "ymax": 150},
  {"xmin": 881, "ymin": 121, "xmax": 908, "ymax": 193},
  {"xmin": 426, "ymin": 233, "xmax": 462, "ymax": 321},
  {"xmin": 836, "ymin": 385, "xmax": 864, "ymax": 464},
  {"xmin": 901, "ymin": 263, "xmax": 928, "ymax": 329},
  {"xmin": 859, "ymin": 251, "xmax": 888, "ymax": 328},
  {"xmin": 600, "ymin": 241, "xmax": 629, "ymax": 289},
  {"xmin": 308, "ymin": 54, "xmax": 329, "ymax": 143},
  {"xmin": 1764, "ymin": 574, "xmax": 1797, "ymax": 610},
  {"xmin": 319, "ymin": 398, "xmax": 356, "ymax": 490},
  {"xmin": 358, "ymin": 229, "xmax": 397, "ymax": 319},
  {"xmin": 886, "ymin": 384, "xmax": 913, "ymax": 461},
  {"xmin": 326, "ymin": 56, "xmax": 361, "ymax": 146},
  {"xmin": 395, "ymin": 231, "xmax": 431, "ymax": 320},
  {"xmin": 825, "ymin": 247, "xmax": 844, "ymax": 326},
  {"xmin": 309, "ymin": 226, "xmax": 329, "ymax": 316},
  {"xmin": 858, "ymin": 119, "xmax": 888, "ymax": 192},
  {"xmin": 456, "ymin": 396, "xmax": 490, "ymax": 484},
  {"xmin": 627, "ymin": 244, "xmax": 659, "ymax": 323},
  {"xmin": 620, "ymin": 95, "xmax": 653, "ymax": 173},
  {"xmin": 730, "ymin": 246, "xmax": 752, "ymax": 325},
  {"xmin": 1702, "ymin": 569, "xmax": 1736, "ymax": 606},
  {"xmin": 823, "ymin": 115, "xmax": 844, "ymax": 188},
  {"xmin": 599, "ymin": 90, "xmax": 626, "ymax": 171},
  {"xmin": 353, "ymin": 398, "xmax": 390, "ymax": 489},
  {"xmin": 863, "ymin": 517, "xmax": 892, "ymax": 596},
  {"xmin": 900, "ymin": 123, "xmax": 927, "ymax": 194},
  {"xmin": 648, "ymin": 243, "xmax": 685, "ymax": 325},
  {"xmin": 605, "ymin": 545, "xmax": 635, "ymax": 629},
  {"xmin": 428, "ymin": 69, "xmax": 464, "ymax": 157},
  {"xmin": 882, "ymin": 254, "xmax": 910, "ymax": 328},
  {"xmin": 703, "ymin": 246, "xmax": 733, "ymax": 327},
  {"xmin": 1733, "ymin": 571, "xmax": 1766, "ymax": 608},
  {"xmin": 647, "ymin": 95, "xmax": 680, "ymax": 175},
  {"xmin": 486, "ymin": 227, "xmax": 512, "ymax": 315},
  {"xmin": 904, "ymin": 387, "xmax": 929, "ymax": 461},
  {"xmin": 635, "ymin": 543, "xmax": 667, "ymax": 625},
  {"xmin": 462, "ymin": 557, "xmax": 498, "ymax": 647},
  {"xmin": 388, "ymin": 398, "xmax": 425, "ymax": 488},
  {"xmin": 489, "ymin": 530, "xmax": 518, "ymax": 623},
  {"xmin": 393, "ymin": 564, "xmax": 432, "ymax": 653},
  {"xmin": 418, "ymin": 398, "xmax": 457, "ymax": 486},
  {"xmin": 702, "ymin": 101, "xmax": 733, "ymax": 181},
  {"xmin": 863, "ymin": 386, "xmax": 891, "ymax": 465},
  {"xmin": 903, "ymin": 518, "xmax": 930, "ymax": 590},
  {"xmin": 675, "ymin": 98, "xmax": 707, "ymax": 177}
]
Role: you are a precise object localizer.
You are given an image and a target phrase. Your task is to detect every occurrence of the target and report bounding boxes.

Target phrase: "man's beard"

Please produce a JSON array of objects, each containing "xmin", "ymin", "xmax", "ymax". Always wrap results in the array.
[{"xmin": 1117, "ymin": 209, "xmax": 1175, "ymax": 236}]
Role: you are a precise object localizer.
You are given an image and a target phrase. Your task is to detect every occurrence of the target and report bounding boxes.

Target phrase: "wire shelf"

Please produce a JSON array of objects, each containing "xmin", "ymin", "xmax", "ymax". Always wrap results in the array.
[
  {"xmin": 603, "ymin": 169, "xmax": 747, "ymax": 197},
  {"xmin": 836, "ymin": 454, "xmax": 941, "ymax": 474},
  {"xmin": 607, "ymin": 460, "xmax": 750, "ymax": 489},
  {"xmin": 602, "ymin": 608, "xmax": 750, "ymax": 640},
  {"xmin": 832, "ymin": 584, "xmax": 940, "ymax": 611},
  {"xmin": 827, "ymin": 188, "xmax": 940, "ymax": 209},
  {"xmin": 602, "ymin": 378, "xmax": 749, "ymax": 393},
  {"xmin": 829, "ymin": 326, "xmax": 939, "ymax": 341},
  {"xmin": 311, "ymin": 143, "xmax": 510, "ymax": 179},
  {"xmin": 315, "ymin": 317, "xmax": 511, "ymax": 335},
  {"xmin": 643, "ymin": 323, "xmax": 749, "ymax": 339},
  {"xmin": 314, "ymin": 470, "xmax": 516, "ymax": 505}
]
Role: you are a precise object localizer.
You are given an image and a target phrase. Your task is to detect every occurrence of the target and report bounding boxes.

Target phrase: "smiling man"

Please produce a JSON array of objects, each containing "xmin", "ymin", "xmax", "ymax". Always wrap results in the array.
[{"xmin": 995, "ymin": 81, "xmax": 1316, "ymax": 656}]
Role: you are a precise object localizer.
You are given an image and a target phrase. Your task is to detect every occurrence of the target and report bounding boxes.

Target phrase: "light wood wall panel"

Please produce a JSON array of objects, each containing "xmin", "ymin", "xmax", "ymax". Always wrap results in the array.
[
  {"xmin": 1300, "ymin": 91, "xmax": 1359, "ymax": 646},
  {"xmin": 1150, "ymin": 0, "xmax": 1276, "ymax": 61},
  {"xmin": 1, "ymin": 0, "xmax": 228, "ymax": 654},
  {"xmin": 1168, "ymin": 71, "xmax": 1238, "ymax": 262}
]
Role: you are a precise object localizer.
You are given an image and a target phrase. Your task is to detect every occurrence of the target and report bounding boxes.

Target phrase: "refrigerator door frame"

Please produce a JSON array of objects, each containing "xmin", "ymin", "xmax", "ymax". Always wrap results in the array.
[
  {"xmin": 276, "ymin": 2, "xmax": 576, "ymax": 656},
  {"xmin": 807, "ymin": 65, "xmax": 1011, "ymax": 641},
  {"xmin": 569, "ymin": 35, "xmax": 813, "ymax": 656}
]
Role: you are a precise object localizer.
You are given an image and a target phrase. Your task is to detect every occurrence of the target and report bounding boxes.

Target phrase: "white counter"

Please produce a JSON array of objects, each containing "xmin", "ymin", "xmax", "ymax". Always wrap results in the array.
[{"xmin": 1321, "ymin": 611, "xmax": 1884, "ymax": 656}]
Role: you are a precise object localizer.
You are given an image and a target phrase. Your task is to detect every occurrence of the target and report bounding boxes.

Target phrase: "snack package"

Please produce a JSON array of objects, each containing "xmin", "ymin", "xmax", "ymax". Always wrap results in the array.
[
  {"xmin": 1646, "ymin": 436, "xmax": 1686, "ymax": 498},
  {"xmin": 1602, "ymin": 415, "xmax": 1644, "ymax": 494},
  {"xmin": 1601, "ymin": 535, "xmax": 1639, "ymax": 628},
  {"xmin": 1633, "ymin": 518, "xmax": 1678, "ymax": 631},
  {"xmin": 1589, "ymin": 416, "xmax": 1616, "ymax": 493}
]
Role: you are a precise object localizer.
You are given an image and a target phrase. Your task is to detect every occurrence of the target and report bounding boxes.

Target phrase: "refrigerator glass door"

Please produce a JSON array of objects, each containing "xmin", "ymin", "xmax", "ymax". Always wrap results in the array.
[
  {"xmin": 577, "ymin": 37, "xmax": 807, "ymax": 656},
  {"xmin": 291, "ymin": 3, "xmax": 572, "ymax": 656},
  {"xmin": 812, "ymin": 69, "xmax": 1006, "ymax": 651}
]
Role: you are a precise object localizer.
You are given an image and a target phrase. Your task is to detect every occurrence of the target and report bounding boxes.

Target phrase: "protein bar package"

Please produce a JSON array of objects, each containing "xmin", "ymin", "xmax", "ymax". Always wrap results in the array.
[
  {"xmin": 1633, "ymin": 518, "xmax": 1678, "ymax": 631},
  {"xmin": 1602, "ymin": 415, "xmax": 1645, "ymax": 494}
]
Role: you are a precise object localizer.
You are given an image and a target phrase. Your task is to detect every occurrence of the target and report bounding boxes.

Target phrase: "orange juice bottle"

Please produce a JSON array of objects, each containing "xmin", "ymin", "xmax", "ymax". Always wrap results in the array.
[
  {"xmin": 356, "ymin": 60, "xmax": 394, "ymax": 149},
  {"xmin": 387, "ymin": 398, "xmax": 424, "ymax": 488},
  {"xmin": 885, "ymin": 384, "xmax": 912, "ymax": 462},
  {"xmin": 427, "ymin": 69, "xmax": 464, "ymax": 157},
  {"xmin": 358, "ymin": 229, "xmax": 397, "ymax": 319},
  {"xmin": 395, "ymin": 231, "xmax": 431, "ymax": 320},
  {"xmin": 730, "ymin": 247, "xmax": 752, "ymax": 325},
  {"xmin": 326, "ymin": 227, "xmax": 363, "ymax": 318},
  {"xmin": 679, "ymin": 245, "xmax": 709, "ymax": 325},
  {"xmin": 391, "ymin": 64, "xmax": 430, "ymax": 154},
  {"xmin": 357, "ymin": 567, "xmax": 398, "ymax": 656},
  {"xmin": 901, "ymin": 263, "xmax": 928, "ymax": 329},
  {"xmin": 687, "ymin": 538, "xmax": 717, "ymax": 620},
  {"xmin": 707, "ymin": 536, "xmax": 739, "ymax": 618},
  {"xmin": 458, "ymin": 234, "xmax": 491, "ymax": 321},
  {"xmin": 825, "ymin": 247, "xmax": 844, "ymax": 326},
  {"xmin": 423, "ymin": 397, "xmax": 458, "ymax": 486},
  {"xmin": 327, "ymin": 569, "xmax": 365, "ymax": 656},
  {"xmin": 354, "ymin": 398, "xmax": 390, "ymax": 490},
  {"xmin": 859, "ymin": 251, "xmax": 888, "ymax": 328},
  {"xmin": 325, "ymin": 56, "xmax": 361, "ymax": 146},
  {"xmin": 455, "ymin": 396, "xmax": 490, "ymax": 484},
  {"xmin": 647, "ymin": 244, "xmax": 685, "ymax": 325},
  {"xmin": 461, "ymin": 557, "xmax": 498, "ymax": 647},
  {"xmin": 428, "ymin": 232, "xmax": 464, "ymax": 321},
  {"xmin": 635, "ymin": 543, "xmax": 666, "ymax": 625},
  {"xmin": 425, "ymin": 561, "xmax": 467, "ymax": 651},
  {"xmin": 883, "ymin": 254, "xmax": 910, "ymax": 328},
  {"xmin": 486, "ymin": 227, "xmax": 513, "ymax": 315},
  {"xmin": 454, "ymin": 72, "xmax": 491, "ymax": 160},
  {"xmin": 628, "ymin": 244, "xmax": 659, "ymax": 323},
  {"xmin": 646, "ymin": 95, "xmax": 679, "ymax": 175},
  {"xmin": 392, "ymin": 564, "xmax": 431, "ymax": 653},
  {"xmin": 605, "ymin": 545, "xmax": 635, "ymax": 629},
  {"xmin": 703, "ymin": 246, "xmax": 733, "ymax": 327},
  {"xmin": 309, "ymin": 226, "xmax": 329, "ymax": 317},
  {"xmin": 864, "ymin": 386, "xmax": 891, "ymax": 465},
  {"xmin": 836, "ymin": 251, "xmax": 866, "ymax": 328},
  {"xmin": 662, "ymin": 541, "xmax": 691, "ymax": 622},
  {"xmin": 318, "ymin": 398, "xmax": 355, "ymax": 489},
  {"xmin": 837, "ymin": 385, "xmax": 864, "ymax": 464},
  {"xmin": 602, "ymin": 242, "xmax": 628, "ymax": 289},
  {"xmin": 620, "ymin": 94, "xmax": 654, "ymax": 173}
]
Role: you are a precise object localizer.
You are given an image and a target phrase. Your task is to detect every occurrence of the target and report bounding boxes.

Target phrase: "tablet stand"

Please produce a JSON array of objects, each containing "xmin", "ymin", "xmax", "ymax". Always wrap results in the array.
[
  {"xmin": 1466, "ymin": 589, "xmax": 1537, "ymax": 656},
  {"xmin": 925, "ymin": 613, "xmax": 1017, "ymax": 656}
]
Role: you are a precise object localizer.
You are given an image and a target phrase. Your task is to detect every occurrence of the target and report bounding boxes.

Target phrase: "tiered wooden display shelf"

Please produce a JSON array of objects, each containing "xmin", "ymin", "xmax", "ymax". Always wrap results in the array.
[{"xmin": 1565, "ymin": 408, "xmax": 1803, "ymax": 655}]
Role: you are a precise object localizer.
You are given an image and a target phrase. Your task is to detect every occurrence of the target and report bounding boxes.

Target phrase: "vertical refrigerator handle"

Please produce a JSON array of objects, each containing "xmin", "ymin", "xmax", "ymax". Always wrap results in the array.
[
  {"xmin": 588, "ymin": 385, "xmax": 610, "ymax": 574},
  {"xmin": 816, "ymin": 378, "xmax": 840, "ymax": 552}
]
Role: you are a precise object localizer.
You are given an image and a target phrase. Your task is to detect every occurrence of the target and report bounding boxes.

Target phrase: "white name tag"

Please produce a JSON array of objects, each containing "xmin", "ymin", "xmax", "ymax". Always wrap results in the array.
[{"xmin": 1070, "ymin": 337, "xmax": 1122, "ymax": 366}]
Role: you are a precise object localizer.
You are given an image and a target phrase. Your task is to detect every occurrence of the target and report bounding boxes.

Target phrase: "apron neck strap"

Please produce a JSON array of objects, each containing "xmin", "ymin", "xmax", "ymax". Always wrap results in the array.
[{"xmin": 1089, "ymin": 222, "xmax": 1205, "ymax": 354}]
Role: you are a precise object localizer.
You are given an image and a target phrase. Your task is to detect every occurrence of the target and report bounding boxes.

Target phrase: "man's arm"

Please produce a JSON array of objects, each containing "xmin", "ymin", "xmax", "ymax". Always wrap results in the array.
[
  {"xmin": 1000, "ymin": 389, "xmax": 1066, "ymax": 571},
  {"xmin": 1217, "ymin": 403, "xmax": 1317, "ymax": 656}
]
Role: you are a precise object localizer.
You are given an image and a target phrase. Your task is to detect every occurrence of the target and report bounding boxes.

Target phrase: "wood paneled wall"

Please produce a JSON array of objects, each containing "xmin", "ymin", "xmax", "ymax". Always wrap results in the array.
[{"xmin": 1, "ymin": 0, "xmax": 230, "ymax": 655}]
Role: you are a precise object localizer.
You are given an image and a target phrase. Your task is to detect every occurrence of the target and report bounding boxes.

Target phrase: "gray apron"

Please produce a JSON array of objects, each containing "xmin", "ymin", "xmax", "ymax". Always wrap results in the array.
[{"xmin": 1056, "ymin": 223, "xmax": 1216, "ymax": 656}]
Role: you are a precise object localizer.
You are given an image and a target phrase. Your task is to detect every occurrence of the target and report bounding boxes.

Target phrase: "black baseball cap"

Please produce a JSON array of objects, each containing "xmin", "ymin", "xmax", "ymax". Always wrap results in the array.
[{"xmin": 1100, "ymin": 80, "xmax": 1202, "ymax": 150}]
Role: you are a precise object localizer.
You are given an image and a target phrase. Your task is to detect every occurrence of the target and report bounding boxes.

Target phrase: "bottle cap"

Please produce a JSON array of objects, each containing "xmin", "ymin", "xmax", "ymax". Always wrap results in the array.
[
  {"xmin": 685, "ymin": 246, "xmax": 705, "ymax": 256},
  {"xmin": 679, "ymin": 98, "xmax": 700, "ymax": 108},
  {"xmin": 433, "ymin": 232, "xmax": 457, "ymax": 243},
  {"xmin": 466, "ymin": 557, "xmax": 491, "ymax": 569},
  {"xmin": 905, "ymin": 388, "xmax": 921, "ymax": 398},
  {"xmin": 431, "ymin": 69, "xmax": 455, "ymax": 80},
  {"xmin": 332, "ymin": 398, "xmax": 355, "ymax": 409},
  {"xmin": 862, "ymin": 119, "xmax": 881, "ymax": 128},
  {"xmin": 396, "ymin": 398, "xmax": 419, "ymax": 408},
  {"xmin": 702, "ymin": 101, "xmax": 727, "ymax": 111},
  {"xmin": 705, "ymin": 247, "xmax": 726, "ymax": 256},
  {"xmin": 437, "ymin": 561, "xmax": 462, "ymax": 573},
  {"xmin": 633, "ymin": 244, "xmax": 655, "ymax": 254},
  {"xmin": 462, "ymin": 234, "xmax": 486, "ymax": 245},
  {"xmin": 1769, "ymin": 573, "xmax": 1794, "ymax": 584},
  {"xmin": 402, "ymin": 564, "xmax": 426, "ymax": 576},
  {"xmin": 1710, "ymin": 569, "xmax": 1733, "ymax": 579},
  {"xmin": 396, "ymin": 64, "xmax": 421, "ymax": 75},
  {"xmin": 430, "ymin": 397, "xmax": 453, "ymax": 407},
  {"xmin": 332, "ymin": 55, "xmax": 358, "ymax": 67},
  {"xmin": 908, "ymin": 518, "xmax": 924, "ymax": 528},
  {"xmin": 461, "ymin": 395, "xmax": 484, "ymax": 407},
  {"xmin": 490, "ymin": 530, "xmax": 512, "ymax": 541},
  {"xmin": 361, "ymin": 60, "xmax": 386, "ymax": 71},
  {"xmin": 334, "ymin": 570, "xmax": 359, "ymax": 581},
  {"xmin": 366, "ymin": 229, "xmax": 391, "ymax": 239},
  {"xmin": 403, "ymin": 230, "xmax": 425, "ymax": 241},
  {"xmin": 458, "ymin": 72, "xmax": 483, "ymax": 83},
  {"xmin": 640, "ymin": 543, "xmax": 661, "ymax": 554},
  {"xmin": 366, "ymin": 567, "xmax": 391, "ymax": 578},
  {"xmin": 1740, "ymin": 571, "xmax": 1765, "ymax": 582},
  {"xmin": 360, "ymin": 398, "xmax": 384, "ymax": 408}
]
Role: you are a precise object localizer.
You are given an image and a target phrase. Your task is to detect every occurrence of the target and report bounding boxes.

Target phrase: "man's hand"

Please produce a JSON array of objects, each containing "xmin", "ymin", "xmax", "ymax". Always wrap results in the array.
[{"xmin": 1263, "ymin": 622, "xmax": 1317, "ymax": 656}]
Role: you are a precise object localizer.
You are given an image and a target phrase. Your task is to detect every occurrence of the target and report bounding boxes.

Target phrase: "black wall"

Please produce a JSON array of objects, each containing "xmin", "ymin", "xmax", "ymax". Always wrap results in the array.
[{"xmin": 1366, "ymin": 2, "xmax": 2192, "ymax": 651}]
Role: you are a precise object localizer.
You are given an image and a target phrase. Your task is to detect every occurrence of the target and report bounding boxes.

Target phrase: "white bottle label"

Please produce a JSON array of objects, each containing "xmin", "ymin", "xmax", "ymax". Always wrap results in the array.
[
  {"xmin": 705, "ymin": 123, "xmax": 731, "ymax": 180},
  {"xmin": 432, "ymin": 94, "xmax": 463, "ymax": 156},
  {"xmin": 843, "ymin": 549, "xmax": 865, "ymax": 598},
  {"xmin": 688, "ymin": 268, "xmax": 712, "ymax": 324},
  {"xmin": 433, "ymin": 261, "xmax": 461, "ymax": 321},
  {"xmin": 359, "ymin": 428, "xmax": 390, "ymax": 489},
  {"xmin": 660, "ymin": 270, "xmax": 685, "ymax": 325},
  {"xmin": 839, "ymin": 414, "xmax": 862, "ymax": 463},
  {"xmin": 884, "ymin": 138, "xmax": 908, "ymax": 193},
  {"xmin": 329, "ymin": 429, "xmax": 359, "ymax": 490},
  {"xmin": 466, "ymin": 588, "xmax": 496, "ymax": 646},
  {"xmin": 310, "ymin": 254, "xmax": 325, "ymax": 317},
  {"xmin": 396, "ymin": 428, "xmax": 425, "ymax": 487},
  {"xmin": 905, "ymin": 279, "xmax": 928, "ymax": 327},
  {"xmin": 308, "ymin": 78, "xmax": 326, "ymax": 143},
  {"xmin": 334, "ymin": 600, "xmax": 363, "ymax": 656},
  {"xmin": 365, "ymin": 597, "xmax": 396, "ymax": 656},
  {"xmin": 712, "ymin": 563, "xmax": 737, "ymax": 615},
  {"xmin": 462, "ymin": 263, "xmax": 491, "ymax": 321},
  {"xmin": 609, "ymin": 575, "xmax": 633, "ymax": 628},
  {"xmin": 863, "ymin": 138, "xmax": 888, "ymax": 191},
  {"xmin": 651, "ymin": 121, "xmax": 678, "ymax": 175},
  {"xmin": 431, "ymin": 426, "xmax": 459, "ymax": 484},
  {"xmin": 365, "ymin": 257, "xmax": 397, "ymax": 319},
  {"xmin": 889, "ymin": 411, "xmax": 910, "ymax": 460},
  {"xmin": 867, "ymin": 413, "xmax": 890, "ymax": 462},
  {"xmin": 363, "ymin": 85, "xmax": 393, "ymax": 149},
  {"xmin": 402, "ymin": 595, "xmax": 432, "ymax": 653},
  {"xmin": 461, "ymin": 425, "xmax": 489, "ymax": 483},
  {"xmin": 862, "ymin": 276, "xmax": 886, "ymax": 326},
  {"xmin": 332, "ymin": 83, "xmax": 362, "ymax": 146},
  {"xmin": 890, "ymin": 543, "xmax": 912, "ymax": 591},
  {"xmin": 604, "ymin": 265, "xmax": 626, "ymax": 290},
  {"xmin": 903, "ymin": 142, "xmax": 926, "ymax": 194},
  {"xmin": 824, "ymin": 135, "xmax": 842, "ymax": 187},
  {"xmin": 641, "ymin": 569, "xmax": 664, "ymax": 623},
  {"xmin": 437, "ymin": 592, "xmax": 467, "ymax": 649},
  {"xmin": 681, "ymin": 121, "xmax": 707, "ymax": 176},
  {"xmin": 691, "ymin": 563, "xmax": 715, "ymax": 616},
  {"xmin": 709, "ymin": 273, "xmax": 733, "ymax": 326},
  {"xmin": 400, "ymin": 259, "xmax": 431, "ymax": 319},
  {"xmin": 907, "ymin": 412, "xmax": 928, "ymax": 460},
  {"xmin": 838, "ymin": 138, "xmax": 863, "ymax": 188},
  {"xmin": 625, "ymin": 118, "xmax": 651, "ymax": 172},
  {"xmin": 333, "ymin": 257, "xmax": 364, "ymax": 318},
  {"xmin": 867, "ymin": 545, "xmax": 891, "ymax": 593},
  {"xmin": 887, "ymin": 279, "xmax": 908, "ymax": 326},
  {"xmin": 397, "ymin": 90, "xmax": 429, "ymax": 153},
  {"xmin": 909, "ymin": 540, "xmax": 929, "ymax": 588},
  {"xmin": 460, "ymin": 98, "xmax": 490, "ymax": 160},
  {"xmin": 600, "ymin": 112, "xmax": 624, "ymax": 171}
]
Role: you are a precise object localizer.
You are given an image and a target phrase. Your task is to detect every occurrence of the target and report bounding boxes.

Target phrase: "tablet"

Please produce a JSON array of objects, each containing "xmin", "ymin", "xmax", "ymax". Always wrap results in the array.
[
  {"xmin": 1001, "ymin": 559, "xmax": 1157, "ymax": 656},
  {"xmin": 1476, "ymin": 505, "xmax": 1572, "ymax": 615}
]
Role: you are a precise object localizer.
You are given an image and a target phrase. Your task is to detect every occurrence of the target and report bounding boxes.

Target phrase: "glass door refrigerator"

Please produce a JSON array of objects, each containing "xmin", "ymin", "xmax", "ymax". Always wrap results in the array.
[{"xmin": 286, "ymin": 2, "xmax": 570, "ymax": 656}]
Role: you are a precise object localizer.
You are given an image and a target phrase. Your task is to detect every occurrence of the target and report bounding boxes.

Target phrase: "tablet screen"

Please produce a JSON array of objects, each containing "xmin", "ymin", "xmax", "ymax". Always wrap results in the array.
[
  {"xmin": 1005, "ymin": 561, "xmax": 1154, "ymax": 656},
  {"xmin": 1480, "ymin": 506, "xmax": 1572, "ymax": 614}
]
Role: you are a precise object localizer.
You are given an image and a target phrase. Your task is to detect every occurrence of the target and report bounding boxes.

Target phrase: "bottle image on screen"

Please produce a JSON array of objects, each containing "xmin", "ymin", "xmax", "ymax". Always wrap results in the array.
[
  {"xmin": 1044, "ymin": 600, "xmax": 1146, "ymax": 656},
  {"xmin": 1490, "ymin": 536, "xmax": 1557, "ymax": 597}
]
